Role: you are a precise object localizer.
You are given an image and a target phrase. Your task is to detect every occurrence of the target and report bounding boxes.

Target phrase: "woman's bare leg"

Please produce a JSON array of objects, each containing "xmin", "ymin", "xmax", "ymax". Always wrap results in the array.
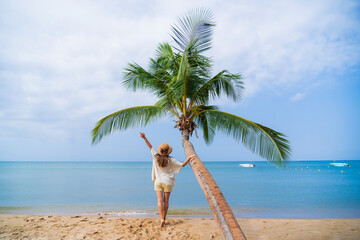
[
  {"xmin": 163, "ymin": 192, "xmax": 171, "ymax": 222},
  {"xmin": 155, "ymin": 191, "xmax": 165, "ymax": 225}
]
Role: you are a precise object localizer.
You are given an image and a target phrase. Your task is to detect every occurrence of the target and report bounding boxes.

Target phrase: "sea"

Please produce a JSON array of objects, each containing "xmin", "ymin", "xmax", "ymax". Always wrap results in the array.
[{"xmin": 0, "ymin": 161, "xmax": 359, "ymax": 218}]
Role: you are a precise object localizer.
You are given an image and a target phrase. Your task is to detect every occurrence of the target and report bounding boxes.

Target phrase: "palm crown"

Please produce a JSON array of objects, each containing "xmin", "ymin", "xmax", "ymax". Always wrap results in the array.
[{"xmin": 91, "ymin": 8, "xmax": 290, "ymax": 165}]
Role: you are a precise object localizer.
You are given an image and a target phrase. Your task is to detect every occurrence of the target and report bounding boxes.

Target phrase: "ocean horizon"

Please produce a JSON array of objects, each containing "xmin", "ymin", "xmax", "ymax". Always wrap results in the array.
[{"xmin": 1, "ymin": 160, "xmax": 359, "ymax": 218}]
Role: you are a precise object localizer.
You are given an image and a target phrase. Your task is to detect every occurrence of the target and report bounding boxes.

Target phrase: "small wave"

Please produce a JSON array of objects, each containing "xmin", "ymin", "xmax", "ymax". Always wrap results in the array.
[
  {"xmin": 92, "ymin": 208, "xmax": 212, "ymax": 217},
  {"xmin": 95, "ymin": 211, "xmax": 155, "ymax": 217},
  {"xmin": 167, "ymin": 208, "xmax": 211, "ymax": 215}
]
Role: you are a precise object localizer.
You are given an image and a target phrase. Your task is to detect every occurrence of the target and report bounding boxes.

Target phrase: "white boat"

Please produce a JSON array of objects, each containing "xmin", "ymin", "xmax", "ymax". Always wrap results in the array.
[
  {"xmin": 329, "ymin": 163, "xmax": 349, "ymax": 167},
  {"xmin": 239, "ymin": 164, "xmax": 256, "ymax": 167}
]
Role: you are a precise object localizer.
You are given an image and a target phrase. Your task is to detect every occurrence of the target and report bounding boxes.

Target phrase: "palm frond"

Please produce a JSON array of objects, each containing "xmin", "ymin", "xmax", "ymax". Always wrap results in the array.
[
  {"xmin": 155, "ymin": 97, "xmax": 181, "ymax": 118},
  {"xmin": 171, "ymin": 8, "xmax": 215, "ymax": 53},
  {"xmin": 206, "ymin": 110, "xmax": 291, "ymax": 165},
  {"xmin": 155, "ymin": 97, "xmax": 173, "ymax": 109},
  {"xmin": 168, "ymin": 52, "xmax": 211, "ymax": 107},
  {"xmin": 191, "ymin": 70, "xmax": 243, "ymax": 105},
  {"xmin": 155, "ymin": 42, "xmax": 174, "ymax": 59},
  {"xmin": 193, "ymin": 112, "xmax": 215, "ymax": 144},
  {"xmin": 191, "ymin": 105, "xmax": 218, "ymax": 143},
  {"xmin": 154, "ymin": 42, "xmax": 175, "ymax": 70},
  {"xmin": 123, "ymin": 63, "xmax": 152, "ymax": 91},
  {"xmin": 166, "ymin": 50, "xmax": 189, "ymax": 112},
  {"xmin": 191, "ymin": 104, "xmax": 219, "ymax": 116},
  {"xmin": 91, "ymin": 106, "xmax": 171, "ymax": 144},
  {"xmin": 123, "ymin": 61, "xmax": 174, "ymax": 99},
  {"xmin": 176, "ymin": 50, "xmax": 189, "ymax": 95},
  {"xmin": 187, "ymin": 51, "xmax": 212, "ymax": 78}
]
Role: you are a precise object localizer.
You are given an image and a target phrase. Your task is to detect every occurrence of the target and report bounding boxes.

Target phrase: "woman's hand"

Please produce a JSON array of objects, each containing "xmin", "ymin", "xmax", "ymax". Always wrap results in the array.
[
  {"xmin": 139, "ymin": 132, "xmax": 146, "ymax": 139},
  {"xmin": 182, "ymin": 155, "xmax": 197, "ymax": 167}
]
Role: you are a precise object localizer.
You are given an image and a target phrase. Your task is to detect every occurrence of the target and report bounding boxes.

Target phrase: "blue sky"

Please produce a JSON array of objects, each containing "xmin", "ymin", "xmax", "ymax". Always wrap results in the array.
[{"xmin": 0, "ymin": 0, "xmax": 359, "ymax": 162}]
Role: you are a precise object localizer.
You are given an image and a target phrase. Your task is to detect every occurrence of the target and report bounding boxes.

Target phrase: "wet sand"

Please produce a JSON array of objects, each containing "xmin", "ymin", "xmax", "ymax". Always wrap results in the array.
[{"xmin": 0, "ymin": 214, "xmax": 359, "ymax": 239}]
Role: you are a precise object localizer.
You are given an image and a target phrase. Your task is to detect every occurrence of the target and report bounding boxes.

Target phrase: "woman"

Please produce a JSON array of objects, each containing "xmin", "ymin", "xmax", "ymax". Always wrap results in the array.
[{"xmin": 139, "ymin": 132, "xmax": 195, "ymax": 227}]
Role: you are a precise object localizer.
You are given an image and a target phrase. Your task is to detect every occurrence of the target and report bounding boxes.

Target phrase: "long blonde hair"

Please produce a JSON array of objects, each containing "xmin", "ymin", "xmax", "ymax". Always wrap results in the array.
[{"xmin": 155, "ymin": 154, "xmax": 170, "ymax": 168}]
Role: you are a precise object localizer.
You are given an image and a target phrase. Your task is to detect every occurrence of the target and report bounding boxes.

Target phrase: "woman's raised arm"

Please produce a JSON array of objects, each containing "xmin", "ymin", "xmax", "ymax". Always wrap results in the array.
[{"xmin": 139, "ymin": 132, "xmax": 152, "ymax": 149}]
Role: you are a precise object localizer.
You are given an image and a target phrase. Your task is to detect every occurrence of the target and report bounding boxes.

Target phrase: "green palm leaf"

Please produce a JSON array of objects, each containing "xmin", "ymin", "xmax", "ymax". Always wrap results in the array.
[
  {"xmin": 91, "ymin": 106, "xmax": 172, "ymax": 144},
  {"xmin": 155, "ymin": 42, "xmax": 175, "ymax": 68},
  {"xmin": 175, "ymin": 50, "xmax": 189, "ymax": 109},
  {"xmin": 155, "ymin": 97, "xmax": 173, "ymax": 109},
  {"xmin": 191, "ymin": 105, "xmax": 218, "ymax": 143},
  {"xmin": 123, "ymin": 63, "xmax": 156, "ymax": 91},
  {"xmin": 123, "ymin": 62, "xmax": 174, "ymax": 99},
  {"xmin": 171, "ymin": 8, "xmax": 215, "ymax": 53},
  {"xmin": 191, "ymin": 70, "xmax": 244, "ymax": 105},
  {"xmin": 194, "ymin": 112, "xmax": 215, "ymax": 144},
  {"xmin": 154, "ymin": 97, "xmax": 181, "ymax": 119},
  {"xmin": 206, "ymin": 110, "xmax": 291, "ymax": 165}
]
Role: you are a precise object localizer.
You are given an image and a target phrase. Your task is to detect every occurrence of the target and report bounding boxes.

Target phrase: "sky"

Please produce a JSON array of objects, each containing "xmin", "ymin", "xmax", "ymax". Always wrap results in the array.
[{"xmin": 0, "ymin": 0, "xmax": 359, "ymax": 162}]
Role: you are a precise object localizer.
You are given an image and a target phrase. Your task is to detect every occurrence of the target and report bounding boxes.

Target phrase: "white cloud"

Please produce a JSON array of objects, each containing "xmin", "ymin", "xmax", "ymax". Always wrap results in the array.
[
  {"xmin": 0, "ymin": 0, "xmax": 359, "ymax": 142},
  {"xmin": 211, "ymin": 0, "xmax": 360, "ymax": 96},
  {"xmin": 290, "ymin": 92, "xmax": 306, "ymax": 102}
]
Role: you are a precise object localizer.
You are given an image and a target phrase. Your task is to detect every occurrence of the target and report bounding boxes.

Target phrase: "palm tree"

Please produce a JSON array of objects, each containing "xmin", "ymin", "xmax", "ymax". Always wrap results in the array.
[{"xmin": 91, "ymin": 8, "xmax": 290, "ymax": 240}]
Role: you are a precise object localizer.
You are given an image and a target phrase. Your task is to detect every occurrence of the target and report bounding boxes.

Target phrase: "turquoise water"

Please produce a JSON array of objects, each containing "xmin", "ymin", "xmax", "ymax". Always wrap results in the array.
[{"xmin": 0, "ymin": 161, "xmax": 359, "ymax": 218}]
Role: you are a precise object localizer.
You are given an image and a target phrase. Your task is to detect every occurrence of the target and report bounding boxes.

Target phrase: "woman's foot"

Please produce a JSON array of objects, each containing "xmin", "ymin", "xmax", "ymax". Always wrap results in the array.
[{"xmin": 160, "ymin": 219, "xmax": 165, "ymax": 227}]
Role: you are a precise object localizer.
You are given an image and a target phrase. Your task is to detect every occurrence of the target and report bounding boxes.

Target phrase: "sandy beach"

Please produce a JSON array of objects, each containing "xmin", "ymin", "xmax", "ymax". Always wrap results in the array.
[{"xmin": 0, "ymin": 214, "xmax": 359, "ymax": 240}]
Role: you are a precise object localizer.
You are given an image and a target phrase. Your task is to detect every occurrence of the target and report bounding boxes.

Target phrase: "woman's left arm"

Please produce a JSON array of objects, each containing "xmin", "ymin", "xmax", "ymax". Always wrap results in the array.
[{"xmin": 182, "ymin": 155, "xmax": 196, "ymax": 167}]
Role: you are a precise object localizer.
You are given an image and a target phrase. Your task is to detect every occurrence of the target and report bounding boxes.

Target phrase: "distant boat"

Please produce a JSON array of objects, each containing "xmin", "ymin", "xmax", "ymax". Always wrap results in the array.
[
  {"xmin": 239, "ymin": 164, "xmax": 256, "ymax": 168},
  {"xmin": 329, "ymin": 163, "xmax": 349, "ymax": 167}
]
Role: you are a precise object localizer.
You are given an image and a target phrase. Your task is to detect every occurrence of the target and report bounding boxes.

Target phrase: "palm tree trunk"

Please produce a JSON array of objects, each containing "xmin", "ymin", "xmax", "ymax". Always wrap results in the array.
[{"xmin": 181, "ymin": 129, "xmax": 247, "ymax": 240}]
